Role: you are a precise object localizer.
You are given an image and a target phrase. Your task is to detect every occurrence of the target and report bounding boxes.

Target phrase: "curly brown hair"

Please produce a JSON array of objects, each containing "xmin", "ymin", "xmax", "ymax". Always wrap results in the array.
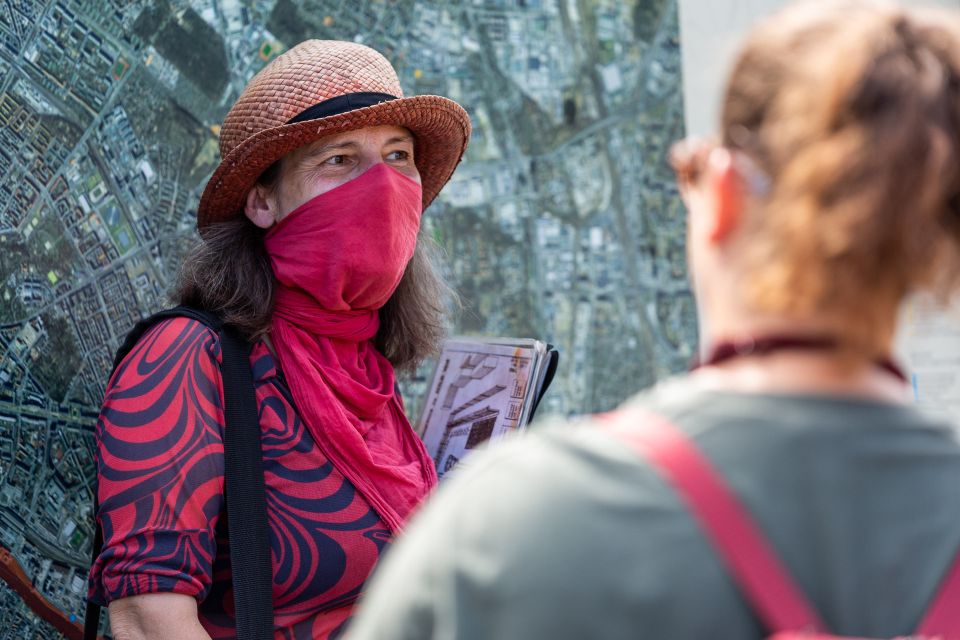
[{"xmin": 720, "ymin": 0, "xmax": 960, "ymax": 347}]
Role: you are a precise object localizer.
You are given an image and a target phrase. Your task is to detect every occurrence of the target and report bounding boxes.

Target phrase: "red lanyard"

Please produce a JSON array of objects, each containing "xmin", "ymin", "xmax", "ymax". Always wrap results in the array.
[{"xmin": 691, "ymin": 335, "xmax": 908, "ymax": 383}]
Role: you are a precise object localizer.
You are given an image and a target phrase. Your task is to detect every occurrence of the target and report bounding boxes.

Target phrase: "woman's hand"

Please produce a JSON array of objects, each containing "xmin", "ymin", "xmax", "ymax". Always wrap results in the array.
[{"xmin": 108, "ymin": 593, "xmax": 213, "ymax": 640}]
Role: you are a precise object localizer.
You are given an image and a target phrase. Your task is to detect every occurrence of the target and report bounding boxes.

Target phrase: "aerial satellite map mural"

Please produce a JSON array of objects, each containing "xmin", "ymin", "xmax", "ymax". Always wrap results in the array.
[{"xmin": 0, "ymin": 0, "xmax": 692, "ymax": 635}]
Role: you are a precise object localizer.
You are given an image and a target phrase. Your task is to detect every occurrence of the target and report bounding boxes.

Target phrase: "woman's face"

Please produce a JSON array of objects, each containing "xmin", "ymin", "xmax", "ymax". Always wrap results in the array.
[{"xmin": 245, "ymin": 124, "xmax": 419, "ymax": 228}]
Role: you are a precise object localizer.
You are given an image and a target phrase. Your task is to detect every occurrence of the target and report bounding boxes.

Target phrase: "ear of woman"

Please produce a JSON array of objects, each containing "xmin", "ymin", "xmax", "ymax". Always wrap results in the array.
[
  {"xmin": 705, "ymin": 147, "xmax": 744, "ymax": 244},
  {"xmin": 244, "ymin": 184, "xmax": 279, "ymax": 229}
]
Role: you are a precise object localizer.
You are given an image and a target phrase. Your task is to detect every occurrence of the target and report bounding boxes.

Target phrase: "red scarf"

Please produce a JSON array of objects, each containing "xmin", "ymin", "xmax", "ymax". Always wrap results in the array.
[{"xmin": 264, "ymin": 164, "xmax": 438, "ymax": 533}]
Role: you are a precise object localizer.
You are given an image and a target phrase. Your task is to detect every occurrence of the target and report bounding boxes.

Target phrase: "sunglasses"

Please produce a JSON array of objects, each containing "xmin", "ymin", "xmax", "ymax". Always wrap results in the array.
[{"xmin": 668, "ymin": 136, "xmax": 771, "ymax": 197}]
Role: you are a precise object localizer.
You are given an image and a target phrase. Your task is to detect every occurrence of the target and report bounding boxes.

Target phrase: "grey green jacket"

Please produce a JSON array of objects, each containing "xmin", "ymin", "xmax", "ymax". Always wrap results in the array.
[{"xmin": 348, "ymin": 379, "xmax": 960, "ymax": 640}]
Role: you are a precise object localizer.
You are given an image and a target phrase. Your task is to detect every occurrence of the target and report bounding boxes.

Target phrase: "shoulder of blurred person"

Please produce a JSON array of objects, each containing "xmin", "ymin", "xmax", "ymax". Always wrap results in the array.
[{"xmin": 348, "ymin": 377, "xmax": 960, "ymax": 640}]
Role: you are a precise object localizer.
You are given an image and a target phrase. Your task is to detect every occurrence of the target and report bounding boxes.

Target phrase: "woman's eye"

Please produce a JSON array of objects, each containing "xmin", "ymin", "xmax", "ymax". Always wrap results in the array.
[
  {"xmin": 324, "ymin": 155, "xmax": 346, "ymax": 166},
  {"xmin": 387, "ymin": 150, "xmax": 410, "ymax": 161}
]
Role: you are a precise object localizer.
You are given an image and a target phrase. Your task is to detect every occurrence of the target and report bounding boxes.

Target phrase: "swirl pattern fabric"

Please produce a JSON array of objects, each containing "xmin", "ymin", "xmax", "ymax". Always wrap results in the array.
[{"xmin": 88, "ymin": 317, "xmax": 391, "ymax": 639}]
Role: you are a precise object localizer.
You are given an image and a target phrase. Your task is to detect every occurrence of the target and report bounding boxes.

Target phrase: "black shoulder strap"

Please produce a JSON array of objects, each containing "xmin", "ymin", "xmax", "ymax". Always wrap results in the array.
[
  {"xmin": 220, "ymin": 324, "xmax": 274, "ymax": 639},
  {"xmin": 110, "ymin": 305, "xmax": 224, "ymax": 373},
  {"xmin": 85, "ymin": 308, "xmax": 273, "ymax": 640}
]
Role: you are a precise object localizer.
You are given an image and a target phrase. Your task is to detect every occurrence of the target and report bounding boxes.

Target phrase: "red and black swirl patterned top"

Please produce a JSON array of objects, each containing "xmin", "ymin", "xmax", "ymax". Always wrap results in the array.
[{"xmin": 88, "ymin": 317, "xmax": 393, "ymax": 639}]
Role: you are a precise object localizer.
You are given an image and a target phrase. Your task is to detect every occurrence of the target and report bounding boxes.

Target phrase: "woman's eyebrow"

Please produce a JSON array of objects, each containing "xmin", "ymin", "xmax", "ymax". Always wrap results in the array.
[
  {"xmin": 304, "ymin": 135, "xmax": 412, "ymax": 158},
  {"xmin": 305, "ymin": 140, "xmax": 359, "ymax": 157}
]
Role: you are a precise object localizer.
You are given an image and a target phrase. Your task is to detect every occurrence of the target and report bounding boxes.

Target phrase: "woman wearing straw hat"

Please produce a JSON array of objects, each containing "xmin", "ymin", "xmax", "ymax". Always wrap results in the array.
[{"xmin": 86, "ymin": 40, "xmax": 470, "ymax": 639}]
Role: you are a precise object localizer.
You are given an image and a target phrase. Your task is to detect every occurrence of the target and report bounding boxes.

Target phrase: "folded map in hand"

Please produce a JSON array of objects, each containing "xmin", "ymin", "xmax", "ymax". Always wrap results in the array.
[{"xmin": 417, "ymin": 338, "xmax": 559, "ymax": 478}]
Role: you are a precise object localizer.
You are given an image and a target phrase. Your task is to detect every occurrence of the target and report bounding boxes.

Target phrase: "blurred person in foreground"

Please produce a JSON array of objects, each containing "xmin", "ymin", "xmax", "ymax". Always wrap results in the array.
[{"xmin": 347, "ymin": 1, "xmax": 960, "ymax": 638}]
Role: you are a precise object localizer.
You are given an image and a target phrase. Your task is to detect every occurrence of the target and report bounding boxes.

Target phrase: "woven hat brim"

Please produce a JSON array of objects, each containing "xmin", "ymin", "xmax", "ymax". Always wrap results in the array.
[{"xmin": 197, "ymin": 95, "xmax": 471, "ymax": 229}]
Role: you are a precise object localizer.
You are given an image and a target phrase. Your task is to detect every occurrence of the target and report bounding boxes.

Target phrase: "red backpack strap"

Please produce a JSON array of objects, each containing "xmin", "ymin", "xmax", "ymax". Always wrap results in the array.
[
  {"xmin": 915, "ymin": 551, "xmax": 960, "ymax": 638},
  {"xmin": 602, "ymin": 408, "xmax": 828, "ymax": 635}
]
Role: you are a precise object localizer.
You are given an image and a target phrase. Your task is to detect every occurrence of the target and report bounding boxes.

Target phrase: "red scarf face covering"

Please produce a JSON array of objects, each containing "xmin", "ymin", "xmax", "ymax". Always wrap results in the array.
[{"xmin": 264, "ymin": 163, "xmax": 438, "ymax": 533}]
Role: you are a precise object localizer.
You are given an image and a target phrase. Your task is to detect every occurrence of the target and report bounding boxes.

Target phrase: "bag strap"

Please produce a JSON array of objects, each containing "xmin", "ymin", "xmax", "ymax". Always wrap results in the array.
[
  {"xmin": 914, "ymin": 544, "xmax": 960, "ymax": 637},
  {"xmin": 602, "ymin": 409, "xmax": 828, "ymax": 634},
  {"xmin": 606, "ymin": 408, "xmax": 960, "ymax": 639},
  {"xmin": 85, "ymin": 308, "xmax": 273, "ymax": 640},
  {"xmin": 220, "ymin": 323, "xmax": 274, "ymax": 639},
  {"xmin": 109, "ymin": 306, "xmax": 225, "ymax": 373}
]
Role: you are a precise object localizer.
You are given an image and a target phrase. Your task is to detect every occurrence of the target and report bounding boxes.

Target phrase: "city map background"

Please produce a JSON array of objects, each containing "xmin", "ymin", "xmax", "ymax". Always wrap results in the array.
[{"xmin": 0, "ymin": 0, "xmax": 693, "ymax": 635}]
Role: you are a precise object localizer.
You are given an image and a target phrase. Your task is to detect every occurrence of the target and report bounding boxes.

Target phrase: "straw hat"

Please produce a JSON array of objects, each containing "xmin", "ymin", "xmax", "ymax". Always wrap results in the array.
[{"xmin": 197, "ymin": 40, "xmax": 471, "ymax": 229}]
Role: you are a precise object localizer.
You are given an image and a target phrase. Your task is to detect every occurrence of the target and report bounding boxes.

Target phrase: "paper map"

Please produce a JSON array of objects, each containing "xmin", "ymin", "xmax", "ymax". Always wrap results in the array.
[{"xmin": 417, "ymin": 339, "xmax": 549, "ymax": 477}]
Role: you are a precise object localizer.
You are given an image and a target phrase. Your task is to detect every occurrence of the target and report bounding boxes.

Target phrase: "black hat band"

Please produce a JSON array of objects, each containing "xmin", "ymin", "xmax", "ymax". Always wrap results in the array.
[{"xmin": 286, "ymin": 92, "xmax": 399, "ymax": 124}]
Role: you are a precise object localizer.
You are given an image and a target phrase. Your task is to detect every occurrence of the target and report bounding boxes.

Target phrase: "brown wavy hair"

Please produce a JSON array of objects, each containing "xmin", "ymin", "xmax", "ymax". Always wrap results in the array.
[
  {"xmin": 174, "ymin": 163, "xmax": 456, "ymax": 371},
  {"xmin": 720, "ymin": 0, "xmax": 960, "ymax": 346}
]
